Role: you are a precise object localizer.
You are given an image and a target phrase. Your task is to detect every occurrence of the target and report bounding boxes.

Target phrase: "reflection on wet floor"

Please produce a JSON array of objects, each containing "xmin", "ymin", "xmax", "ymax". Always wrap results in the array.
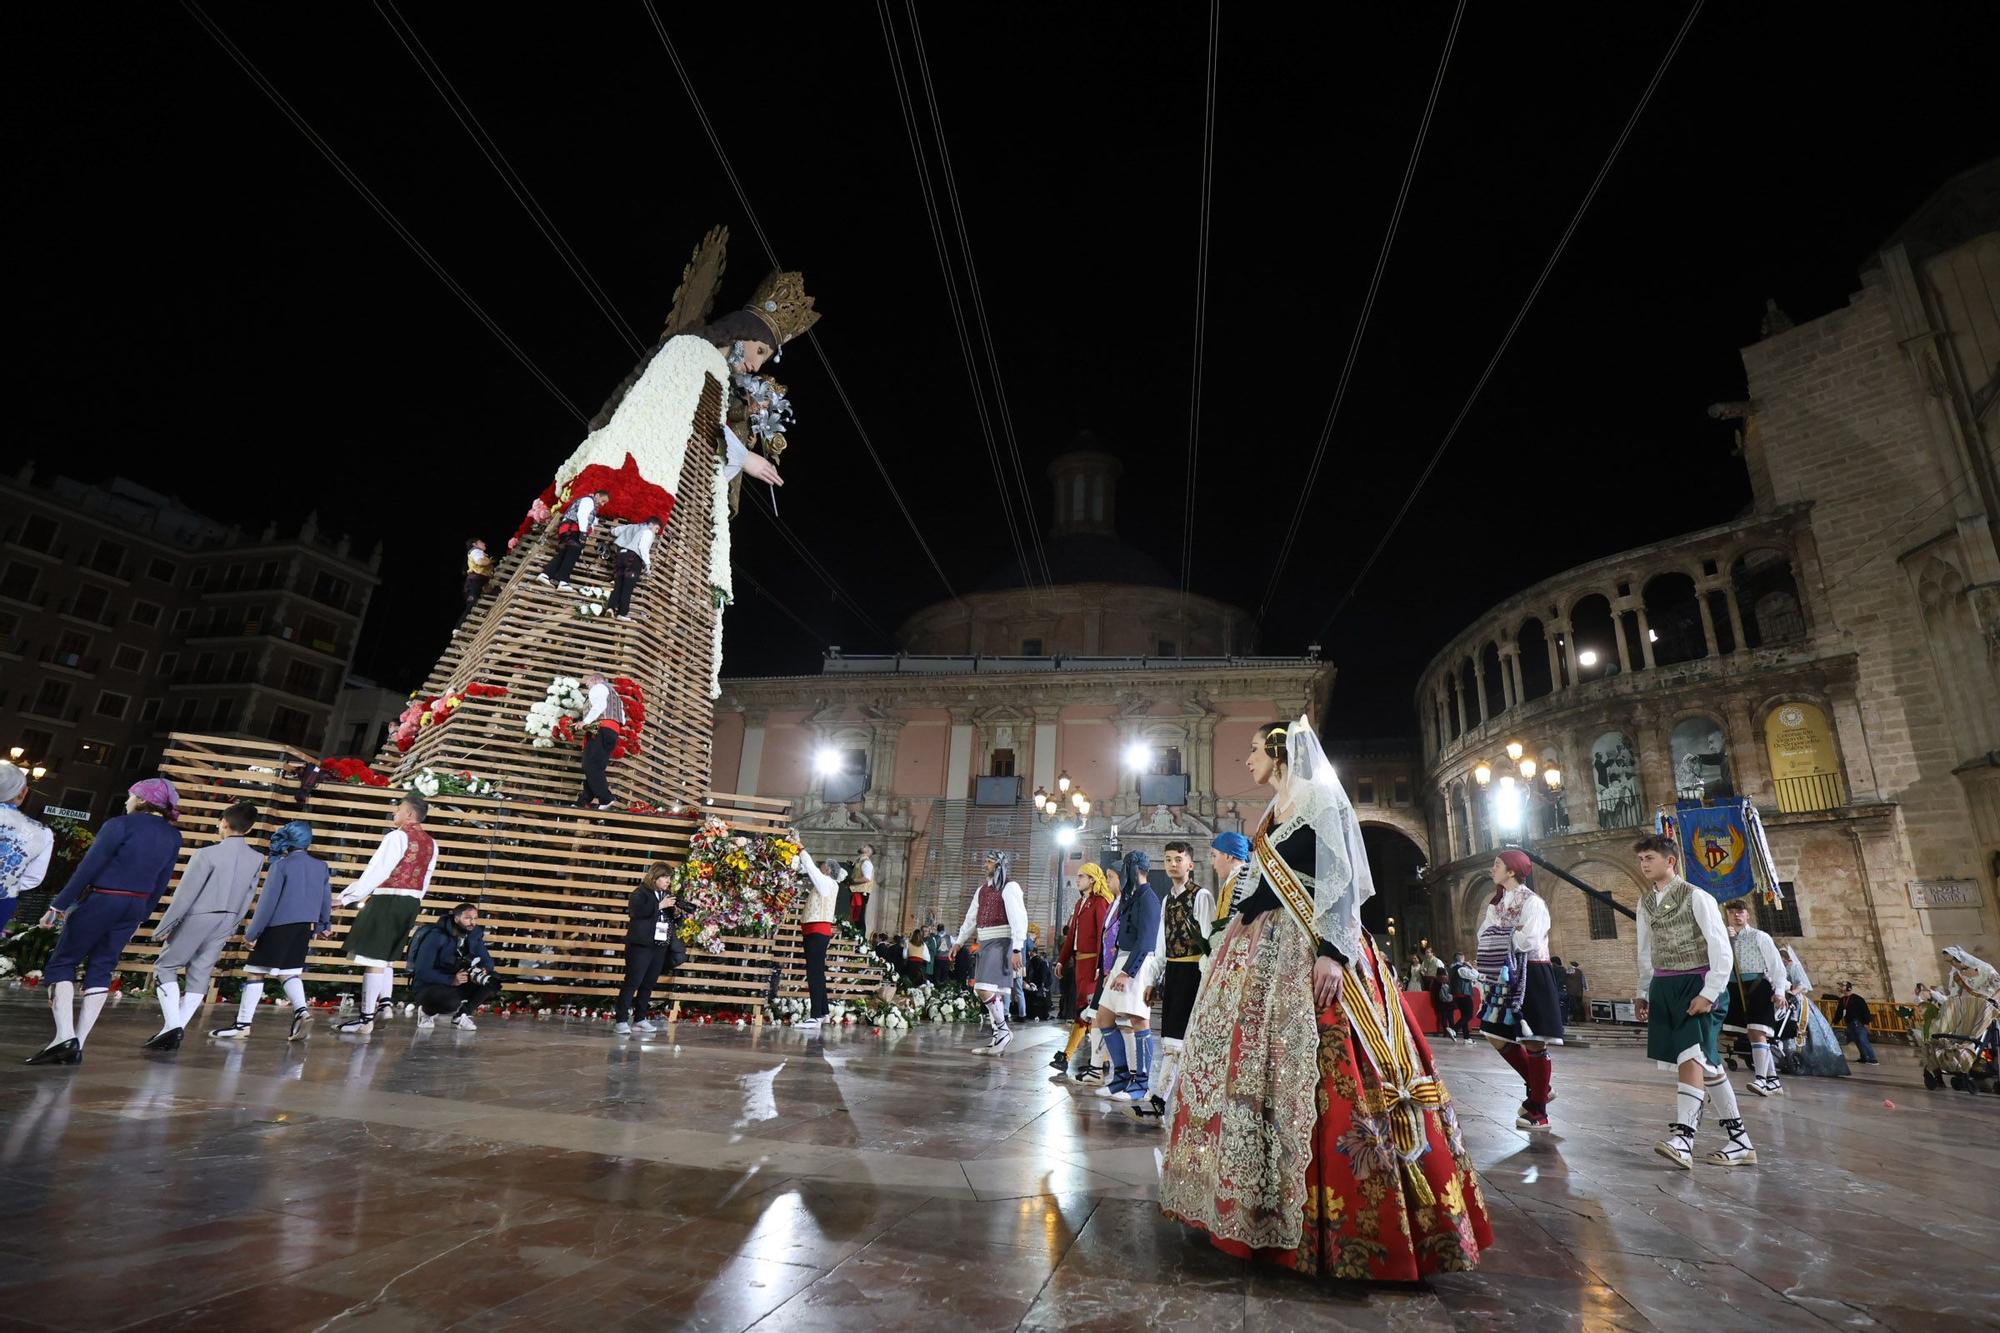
[{"xmin": 1, "ymin": 994, "xmax": 1995, "ymax": 1330}]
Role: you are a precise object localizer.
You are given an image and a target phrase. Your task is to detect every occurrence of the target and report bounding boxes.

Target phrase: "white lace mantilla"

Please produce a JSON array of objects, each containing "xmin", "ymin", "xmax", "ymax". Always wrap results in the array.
[{"xmin": 554, "ymin": 335, "xmax": 728, "ymax": 502}]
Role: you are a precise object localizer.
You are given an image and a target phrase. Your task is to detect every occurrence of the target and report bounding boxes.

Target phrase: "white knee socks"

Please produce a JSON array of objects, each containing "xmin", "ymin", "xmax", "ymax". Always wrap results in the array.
[
  {"xmin": 77, "ymin": 989, "xmax": 109, "ymax": 1045},
  {"xmin": 1087, "ymin": 1028, "xmax": 1106, "ymax": 1069},
  {"xmin": 985, "ymin": 993, "xmax": 1010, "ymax": 1033},
  {"xmin": 51, "ymin": 980, "xmax": 77, "ymax": 1044},
  {"xmin": 177, "ymin": 988, "xmax": 207, "ymax": 1028},
  {"xmin": 237, "ymin": 981, "xmax": 266, "ymax": 1025},
  {"xmin": 1750, "ymin": 1041, "xmax": 1774, "ymax": 1079},
  {"xmin": 1674, "ymin": 1081, "xmax": 1706, "ymax": 1131},
  {"xmin": 156, "ymin": 978, "xmax": 182, "ymax": 1032},
  {"xmin": 361, "ymin": 970, "xmax": 391, "ymax": 1018},
  {"xmin": 281, "ymin": 975, "xmax": 307, "ymax": 1010},
  {"xmin": 1705, "ymin": 1069, "xmax": 1743, "ymax": 1120}
]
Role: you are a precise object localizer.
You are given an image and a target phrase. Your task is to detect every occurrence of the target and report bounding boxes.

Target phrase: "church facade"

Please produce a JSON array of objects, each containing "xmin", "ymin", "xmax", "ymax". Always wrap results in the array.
[
  {"xmin": 1417, "ymin": 161, "xmax": 2000, "ymax": 1005},
  {"xmin": 714, "ymin": 449, "xmax": 1334, "ymax": 937}
]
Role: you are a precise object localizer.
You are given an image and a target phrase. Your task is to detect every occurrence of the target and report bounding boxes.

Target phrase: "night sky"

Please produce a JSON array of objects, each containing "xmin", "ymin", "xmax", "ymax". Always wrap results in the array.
[{"xmin": 16, "ymin": 5, "xmax": 1994, "ymax": 737}]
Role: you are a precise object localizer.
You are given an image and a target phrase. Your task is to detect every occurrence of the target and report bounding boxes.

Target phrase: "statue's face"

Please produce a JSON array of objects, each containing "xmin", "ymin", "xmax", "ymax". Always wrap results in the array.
[{"xmin": 738, "ymin": 339, "xmax": 774, "ymax": 373}]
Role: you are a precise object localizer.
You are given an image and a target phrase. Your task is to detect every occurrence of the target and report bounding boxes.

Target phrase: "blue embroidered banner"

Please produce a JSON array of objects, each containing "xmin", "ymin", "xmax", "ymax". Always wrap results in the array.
[{"xmin": 1671, "ymin": 800, "xmax": 1755, "ymax": 899}]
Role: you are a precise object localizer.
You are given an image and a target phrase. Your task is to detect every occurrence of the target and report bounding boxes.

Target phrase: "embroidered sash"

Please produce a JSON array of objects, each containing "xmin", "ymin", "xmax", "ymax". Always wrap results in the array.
[
  {"xmin": 1254, "ymin": 829, "xmax": 1447, "ymax": 1204},
  {"xmin": 1252, "ymin": 829, "xmax": 1320, "ymax": 944}
]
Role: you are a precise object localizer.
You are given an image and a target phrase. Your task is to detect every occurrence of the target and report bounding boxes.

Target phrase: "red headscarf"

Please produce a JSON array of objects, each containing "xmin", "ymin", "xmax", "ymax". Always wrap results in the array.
[{"xmin": 1491, "ymin": 849, "xmax": 1533, "ymax": 905}]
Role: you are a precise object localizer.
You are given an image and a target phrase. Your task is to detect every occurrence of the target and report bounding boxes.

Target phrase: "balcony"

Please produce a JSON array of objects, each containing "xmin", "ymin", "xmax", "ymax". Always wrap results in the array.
[
  {"xmin": 57, "ymin": 598, "xmax": 119, "ymax": 630},
  {"xmin": 38, "ymin": 647, "xmax": 100, "ymax": 675},
  {"xmin": 183, "ymin": 617, "xmax": 350, "ymax": 659}
]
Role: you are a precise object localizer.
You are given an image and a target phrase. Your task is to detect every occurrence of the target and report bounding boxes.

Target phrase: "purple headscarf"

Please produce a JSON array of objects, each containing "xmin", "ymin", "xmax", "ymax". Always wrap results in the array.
[{"xmin": 129, "ymin": 777, "xmax": 181, "ymax": 822}]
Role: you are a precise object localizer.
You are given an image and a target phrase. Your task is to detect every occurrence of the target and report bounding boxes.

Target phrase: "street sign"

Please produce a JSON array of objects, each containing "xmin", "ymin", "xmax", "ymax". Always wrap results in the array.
[{"xmin": 43, "ymin": 805, "xmax": 92, "ymax": 821}]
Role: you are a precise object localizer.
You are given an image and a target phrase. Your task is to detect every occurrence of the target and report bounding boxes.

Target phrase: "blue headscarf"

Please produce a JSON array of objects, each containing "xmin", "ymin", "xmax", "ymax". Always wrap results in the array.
[
  {"xmin": 1210, "ymin": 831, "xmax": 1251, "ymax": 861},
  {"xmin": 269, "ymin": 821, "xmax": 313, "ymax": 857},
  {"xmin": 1120, "ymin": 850, "xmax": 1151, "ymax": 896}
]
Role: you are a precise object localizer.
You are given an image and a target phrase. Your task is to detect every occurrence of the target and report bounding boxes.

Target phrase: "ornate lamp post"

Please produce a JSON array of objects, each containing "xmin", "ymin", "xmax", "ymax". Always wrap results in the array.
[{"xmin": 1472, "ymin": 739, "xmax": 1566, "ymax": 849}]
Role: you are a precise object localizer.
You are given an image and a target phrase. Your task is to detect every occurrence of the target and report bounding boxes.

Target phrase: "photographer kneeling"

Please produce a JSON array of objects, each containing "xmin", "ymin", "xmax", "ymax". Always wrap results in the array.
[{"xmin": 406, "ymin": 903, "xmax": 502, "ymax": 1032}]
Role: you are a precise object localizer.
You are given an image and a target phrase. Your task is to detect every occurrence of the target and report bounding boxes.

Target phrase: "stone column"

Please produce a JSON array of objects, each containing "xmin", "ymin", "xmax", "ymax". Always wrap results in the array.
[
  {"xmin": 1031, "ymin": 705, "xmax": 1060, "ymax": 794},
  {"xmin": 945, "ymin": 708, "xmax": 975, "ymax": 801},
  {"xmin": 1452, "ymin": 672, "xmax": 1471, "ymax": 734},
  {"xmin": 1546, "ymin": 627, "xmax": 1565, "ymax": 692},
  {"xmin": 736, "ymin": 708, "xmax": 767, "ymax": 794},
  {"xmin": 1635, "ymin": 606, "xmax": 1658, "ymax": 670},
  {"xmin": 1694, "ymin": 589, "xmax": 1721, "ymax": 658},
  {"xmin": 1613, "ymin": 606, "xmax": 1635, "ymax": 674},
  {"xmin": 1723, "ymin": 586, "xmax": 1749, "ymax": 652},
  {"xmin": 1499, "ymin": 646, "xmax": 1518, "ymax": 710},
  {"xmin": 1191, "ymin": 709, "xmax": 1220, "ymax": 818}
]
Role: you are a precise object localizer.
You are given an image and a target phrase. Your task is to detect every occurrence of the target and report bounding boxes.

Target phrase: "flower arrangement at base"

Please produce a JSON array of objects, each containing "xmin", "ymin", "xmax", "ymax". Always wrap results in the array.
[
  {"xmin": 319, "ymin": 756, "xmax": 390, "ymax": 787},
  {"xmin": 408, "ymin": 767, "xmax": 501, "ymax": 799},
  {"xmin": 909, "ymin": 981, "xmax": 981, "ymax": 1024},
  {"xmin": 392, "ymin": 683, "xmax": 504, "ymax": 753},
  {"xmin": 672, "ymin": 817, "xmax": 803, "ymax": 955},
  {"xmin": 769, "ymin": 995, "xmax": 810, "ymax": 1024},
  {"xmin": 525, "ymin": 677, "xmax": 588, "ymax": 749},
  {"xmin": 573, "ymin": 586, "xmax": 615, "ymax": 618}
]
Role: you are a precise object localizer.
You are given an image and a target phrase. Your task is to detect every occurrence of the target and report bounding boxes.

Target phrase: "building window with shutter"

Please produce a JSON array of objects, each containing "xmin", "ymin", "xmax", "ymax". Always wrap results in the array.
[{"xmin": 1589, "ymin": 893, "xmax": 1619, "ymax": 940}]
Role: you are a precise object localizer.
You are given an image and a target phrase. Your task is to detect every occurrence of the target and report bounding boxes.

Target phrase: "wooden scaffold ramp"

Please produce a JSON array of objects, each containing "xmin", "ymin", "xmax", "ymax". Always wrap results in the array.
[{"xmin": 116, "ymin": 734, "xmax": 889, "ymax": 1015}]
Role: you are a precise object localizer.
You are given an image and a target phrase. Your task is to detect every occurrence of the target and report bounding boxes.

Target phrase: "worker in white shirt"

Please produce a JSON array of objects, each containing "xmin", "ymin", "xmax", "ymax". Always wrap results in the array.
[
  {"xmin": 606, "ymin": 516, "xmax": 663, "ymax": 622},
  {"xmin": 537, "ymin": 488, "xmax": 610, "ymax": 591},
  {"xmin": 576, "ymin": 673, "xmax": 627, "ymax": 810}
]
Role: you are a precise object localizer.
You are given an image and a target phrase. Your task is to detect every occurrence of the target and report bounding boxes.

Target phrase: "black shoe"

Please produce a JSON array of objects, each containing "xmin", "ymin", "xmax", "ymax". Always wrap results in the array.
[
  {"xmin": 143, "ymin": 1027, "xmax": 185, "ymax": 1052},
  {"xmin": 25, "ymin": 1039, "xmax": 80, "ymax": 1066},
  {"xmin": 1048, "ymin": 1051, "xmax": 1071, "ymax": 1076},
  {"xmin": 288, "ymin": 1008, "xmax": 313, "ymax": 1043}
]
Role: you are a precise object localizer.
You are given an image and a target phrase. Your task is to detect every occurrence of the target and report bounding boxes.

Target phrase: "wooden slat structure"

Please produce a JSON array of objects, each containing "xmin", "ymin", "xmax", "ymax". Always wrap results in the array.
[
  {"xmin": 380, "ymin": 393, "xmax": 724, "ymax": 811},
  {"xmin": 116, "ymin": 734, "xmax": 888, "ymax": 1010}
]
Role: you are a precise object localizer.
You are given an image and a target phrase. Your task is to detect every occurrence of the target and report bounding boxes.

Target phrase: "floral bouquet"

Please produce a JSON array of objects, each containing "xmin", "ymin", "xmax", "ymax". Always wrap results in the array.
[
  {"xmin": 409, "ymin": 767, "xmax": 500, "ymax": 799},
  {"xmin": 392, "ymin": 684, "xmax": 502, "ymax": 753},
  {"xmin": 319, "ymin": 756, "xmax": 390, "ymax": 787},
  {"xmin": 524, "ymin": 677, "xmax": 588, "ymax": 749},
  {"xmin": 672, "ymin": 817, "xmax": 804, "ymax": 954},
  {"xmin": 573, "ymin": 586, "xmax": 614, "ymax": 619},
  {"xmin": 555, "ymin": 678, "xmax": 647, "ymax": 760}
]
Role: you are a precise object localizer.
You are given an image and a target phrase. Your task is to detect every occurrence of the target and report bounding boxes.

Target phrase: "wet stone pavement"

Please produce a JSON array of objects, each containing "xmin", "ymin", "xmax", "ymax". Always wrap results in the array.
[{"xmin": 0, "ymin": 993, "xmax": 1994, "ymax": 1331}]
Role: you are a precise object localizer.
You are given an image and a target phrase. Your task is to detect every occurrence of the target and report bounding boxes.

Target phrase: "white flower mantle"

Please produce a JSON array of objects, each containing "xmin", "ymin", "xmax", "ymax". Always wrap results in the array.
[{"xmin": 554, "ymin": 335, "xmax": 728, "ymax": 509}]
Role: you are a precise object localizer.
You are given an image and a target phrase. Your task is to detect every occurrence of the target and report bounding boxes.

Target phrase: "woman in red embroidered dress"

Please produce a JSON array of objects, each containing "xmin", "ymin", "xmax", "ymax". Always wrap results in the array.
[{"xmin": 1159, "ymin": 719, "xmax": 1492, "ymax": 1279}]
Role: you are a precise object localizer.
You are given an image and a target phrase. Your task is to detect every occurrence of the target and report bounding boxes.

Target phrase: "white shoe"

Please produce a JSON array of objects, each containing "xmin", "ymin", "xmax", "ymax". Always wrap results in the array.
[
  {"xmin": 416, "ymin": 1013, "xmax": 437, "ymax": 1031},
  {"xmin": 796, "ymin": 1018, "xmax": 821, "ymax": 1031},
  {"xmin": 453, "ymin": 1013, "xmax": 477, "ymax": 1031},
  {"xmin": 334, "ymin": 1019, "xmax": 374, "ymax": 1036},
  {"xmin": 1747, "ymin": 1077, "xmax": 1771, "ymax": 1097},
  {"xmin": 615, "ymin": 1021, "xmax": 632, "ymax": 1034},
  {"xmin": 635, "ymin": 1019, "xmax": 658, "ymax": 1033},
  {"xmin": 208, "ymin": 1024, "xmax": 251, "ymax": 1040},
  {"xmin": 1704, "ymin": 1119, "xmax": 1758, "ymax": 1166},
  {"xmin": 1655, "ymin": 1125, "xmax": 1695, "ymax": 1170},
  {"xmin": 616, "ymin": 615, "xmax": 636, "ymax": 623},
  {"xmin": 988, "ymin": 1029, "xmax": 1013, "ymax": 1056},
  {"xmin": 556, "ymin": 582, "xmax": 575, "ymax": 593},
  {"xmin": 536, "ymin": 574, "xmax": 553, "ymax": 585}
]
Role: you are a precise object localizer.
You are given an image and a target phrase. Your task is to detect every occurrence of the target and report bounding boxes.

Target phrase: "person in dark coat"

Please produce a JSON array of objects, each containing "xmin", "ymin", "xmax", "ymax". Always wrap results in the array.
[
  {"xmin": 615, "ymin": 861, "xmax": 683, "ymax": 1034},
  {"xmin": 1832, "ymin": 982, "xmax": 1880, "ymax": 1064},
  {"xmin": 29, "ymin": 779, "xmax": 184, "ymax": 1065},
  {"xmin": 406, "ymin": 903, "xmax": 502, "ymax": 1031}
]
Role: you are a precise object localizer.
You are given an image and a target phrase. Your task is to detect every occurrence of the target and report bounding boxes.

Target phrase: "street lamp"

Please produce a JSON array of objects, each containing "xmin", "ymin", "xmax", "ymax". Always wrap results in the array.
[
  {"xmin": 1472, "ymin": 740, "xmax": 1567, "ymax": 845},
  {"xmin": 813, "ymin": 747, "xmax": 843, "ymax": 776},
  {"xmin": 1123, "ymin": 742, "xmax": 1153, "ymax": 772}
]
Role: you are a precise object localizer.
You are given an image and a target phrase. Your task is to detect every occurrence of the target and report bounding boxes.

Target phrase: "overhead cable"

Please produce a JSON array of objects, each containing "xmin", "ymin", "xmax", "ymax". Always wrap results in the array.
[
  {"xmin": 1256, "ymin": 0, "xmax": 1464, "ymax": 625},
  {"xmin": 1310, "ymin": 0, "xmax": 1706, "ymax": 644}
]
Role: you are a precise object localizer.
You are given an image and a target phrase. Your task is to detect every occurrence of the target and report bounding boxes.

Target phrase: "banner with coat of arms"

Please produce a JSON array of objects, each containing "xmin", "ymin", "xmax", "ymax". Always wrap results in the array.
[{"xmin": 1656, "ymin": 798, "xmax": 1784, "ymax": 905}]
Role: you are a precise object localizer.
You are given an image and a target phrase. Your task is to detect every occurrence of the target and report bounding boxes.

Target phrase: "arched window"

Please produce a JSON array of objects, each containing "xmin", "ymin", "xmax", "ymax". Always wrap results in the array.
[
  {"xmin": 1480, "ymin": 641, "xmax": 1507, "ymax": 717},
  {"xmin": 1764, "ymin": 701, "xmax": 1846, "ymax": 812},
  {"xmin": 1590, "ymin": 732, "xmax": 1641, "ymax": 828},
  {"xmin": 1518, "ymin": 618, "xmax": 1554, "ymax": 701},
  {"xmin": 1459, "ymin": 658, "xmax": 1480, "ymax": 727},
  {"xmin": 1732, "ymin": 549, "xmax": 1806, "ymax": 647},
  {"xmin": 1446, "ymin": 685, "xmax": 1462, "ymax": 741},
  {"xmin": 1642, "ymin": 572, "xmax": 1708, "ymax": 666},
  {"xmin": 1568, "ymin": 594, "xmax": 1617, "ymax": 680},
  {"xmin": 1669, "ymin": 715, "xmax": 1735, "ymax": 798}
]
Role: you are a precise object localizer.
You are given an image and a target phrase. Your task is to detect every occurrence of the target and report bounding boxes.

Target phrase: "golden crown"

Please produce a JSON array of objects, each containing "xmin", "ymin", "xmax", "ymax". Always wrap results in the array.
[{"xmin": 743, "ymin": 270, "xmax": 820, "ymax": 346}]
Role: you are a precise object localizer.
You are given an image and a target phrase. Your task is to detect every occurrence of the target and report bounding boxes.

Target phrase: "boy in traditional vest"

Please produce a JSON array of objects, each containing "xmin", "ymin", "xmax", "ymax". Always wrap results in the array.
[
  {"xmin": 1133, "ymin": 839, "xmax": 1215, "ymax": 1123},
  {"xmin": 334, "ymin": 795, "xmax": 440, "ymax": 1035},
  {"xmin": 1721, "ymin": 898, "xmax": 1791, "ymax": 1097},
  {"xmin": 1632, "ymin": 834, "xmax": 1756, "ymax": 1169}
]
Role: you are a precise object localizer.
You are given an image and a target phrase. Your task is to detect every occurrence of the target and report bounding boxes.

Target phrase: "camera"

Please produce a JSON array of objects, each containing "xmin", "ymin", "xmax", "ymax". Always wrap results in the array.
[{"xmin": 466, "ymin": 962, "xmax": 494, "ymax": 988}]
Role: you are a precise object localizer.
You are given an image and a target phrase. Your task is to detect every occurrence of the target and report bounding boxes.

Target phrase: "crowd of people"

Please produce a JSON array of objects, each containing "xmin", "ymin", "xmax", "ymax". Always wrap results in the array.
[{"xmin": 9, "ymin": 741, "xmax": 1998, "ymax": 1291}]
